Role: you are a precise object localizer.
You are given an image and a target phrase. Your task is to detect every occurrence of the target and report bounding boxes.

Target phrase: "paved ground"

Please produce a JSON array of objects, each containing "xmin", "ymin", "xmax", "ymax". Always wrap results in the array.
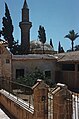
[{"xmin": 0, "ymin": 108, "xmax": 10, "ymax": 119}]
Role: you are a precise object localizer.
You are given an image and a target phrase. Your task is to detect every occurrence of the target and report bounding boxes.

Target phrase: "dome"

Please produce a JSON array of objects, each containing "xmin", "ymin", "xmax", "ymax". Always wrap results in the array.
[{"xmin": 30, "ymin": 40, "xmax": 54, "ymax": 51}]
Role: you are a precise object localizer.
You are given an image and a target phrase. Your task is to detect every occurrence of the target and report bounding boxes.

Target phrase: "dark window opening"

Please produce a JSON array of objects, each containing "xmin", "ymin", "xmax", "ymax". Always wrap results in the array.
[
  {"xmin": 6, "ymin": 59, "xmax": 10, "ymax": 63},
  {"xmin": 45, "ymin": 71, "xmax": 51, "ymax": 79},
  {"xmin": 62, "ymin": 64, "xmax": 75, "ymax": 71},
  {"xmin": 16, "ymin": 69, "xmax": 24, "ymax": 79},
  {"xmin": 78, "ymin": 65, "xmax": 79, "ymax": 71}
]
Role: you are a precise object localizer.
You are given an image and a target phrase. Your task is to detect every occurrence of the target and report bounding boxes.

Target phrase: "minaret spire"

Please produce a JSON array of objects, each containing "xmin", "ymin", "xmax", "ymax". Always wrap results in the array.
[
  {"xmin": 19, "ymin": 0, "xmax": 32, "ymax": 54},
  {"xmin": 23, "ymin": 0, "xmax": 28, "ymax": 8},
  {"xmin": 22, "ymin": 0, "xmax": 29, "ymax": 22}
]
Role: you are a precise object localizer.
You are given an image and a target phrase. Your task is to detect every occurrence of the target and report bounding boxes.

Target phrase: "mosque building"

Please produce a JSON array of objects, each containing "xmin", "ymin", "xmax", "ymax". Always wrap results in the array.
[{"xmin": 0, "ymin": 0, "xmax": 79, "ymax": 90}]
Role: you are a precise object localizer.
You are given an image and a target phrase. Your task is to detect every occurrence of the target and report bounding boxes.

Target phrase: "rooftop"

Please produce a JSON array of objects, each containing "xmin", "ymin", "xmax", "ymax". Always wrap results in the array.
[
  {"xmin": 12, "ymin": 54, "xmax": 56, "ymax": 60},
  {"xmin": 54, "ymin": 51, "xmax": 79, "ymax": 62}
]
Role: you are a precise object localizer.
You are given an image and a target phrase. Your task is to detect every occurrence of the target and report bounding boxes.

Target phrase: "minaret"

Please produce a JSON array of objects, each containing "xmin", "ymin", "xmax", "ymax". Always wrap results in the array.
[{"xmin": 19, "ymin": 0, "xmax": 32, "ymax": 54}]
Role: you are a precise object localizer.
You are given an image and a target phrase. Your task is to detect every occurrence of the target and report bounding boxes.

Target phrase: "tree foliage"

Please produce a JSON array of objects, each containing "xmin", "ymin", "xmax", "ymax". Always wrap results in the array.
[
  {"xmin": 65, "ymin": 30, "xmax": 79, "ymax": 51},
  {"xmin": 50, "ymin": 38, "xmax": 53, "ymax": 48},
  {"xmin": 58, "ymin": 41, "xmax": 61, "ymax": 53},
  {"xmin": 38, "ymin": 25, "xmax": 46, "ymax": 53},
  {"xmin": 1, "ymin": 3, "xmax": 14, "ymax": 48},
  {"xmin": 58, "ymin": 41, "xmax": 64, "ymax": 53},
  {"xmin": 74, "ymin": 45, "xmax": 79, "ymax": 51},
  {"xmin": 16, "ymin": 68, "xmax": 53, "ymax": 87},
  {"xmin": 0, "ymin": 30, "xmax": 2, "ymax": 37},
  {"xmin": 16, "ymin": 68, "xmax": 45, "ymax": 87}
]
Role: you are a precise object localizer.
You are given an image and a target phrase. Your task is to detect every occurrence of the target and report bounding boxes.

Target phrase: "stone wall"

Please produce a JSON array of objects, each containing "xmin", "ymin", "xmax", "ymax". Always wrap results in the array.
[
  {"xmin": 0, "ymin": 45, "xmax": 12, "ymax": 79},
  {"xmin": 53, "ymin": 84, "xmax": 72, "ymax": 119},
  {"xmin": 12, "ymin": 57, "xmax": 56, "ymax": 83},
  {"xmin": 33, "ymin": 80, "xmax": 48, "ymax": 119},
  {"xmin": 0, "ymin": 80, "xmax": 48, "ymax": 119},
  {"xmin": 0, "ymin": 92, "xmax": 33, "ymax": 119},
  {"xmin": 0, "ymin": 81, "xmax": 73, "ymax": 119}
]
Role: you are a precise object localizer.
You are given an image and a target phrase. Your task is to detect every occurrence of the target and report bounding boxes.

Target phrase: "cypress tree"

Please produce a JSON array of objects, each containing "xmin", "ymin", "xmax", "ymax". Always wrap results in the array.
[
  {"xmin": 38, "ymin": 25, "xmax": 46, "ymax": 53},
  {"xmin": 50, "ymin": 39, "xmax": 53, "ymax": 48},
  {"xmin": 0, "ymin": 30, "xmax": 2, "ymax": 37},
  {"xmin": 2, "ymin": 3, "xmax": 14, "ymax": 48},
  {"xmin": 58, "ymin": 41, "xmax": 64, "ymax": 53},
  {"xmin": 58, "ymin": 41, "xmax": 61, "ymax": 53}
]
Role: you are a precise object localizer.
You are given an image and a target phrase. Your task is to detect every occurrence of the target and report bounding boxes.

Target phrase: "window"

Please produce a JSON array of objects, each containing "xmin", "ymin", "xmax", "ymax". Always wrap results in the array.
[
  {"xmin": 45, "ymin": 71, "xmax": 51, "ymax": 79},
  {"xmin": 16, "ymin": 69, "xmax": 24, "ymax": 79},
  {"xmin": 62, "ymin": 64, "xmax": 75, "ymax": 71},
  {"xmin": 78, "ymin": 65, "xmax": 79, "ymax": 71},
  {"xmin": 6, "ymin": 59, "xmax": 10, "ymax": 63}
]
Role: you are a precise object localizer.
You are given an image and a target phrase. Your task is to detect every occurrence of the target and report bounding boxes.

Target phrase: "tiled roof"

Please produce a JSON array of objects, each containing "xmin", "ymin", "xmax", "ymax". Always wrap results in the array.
[{"xmin": 54, "ymin": 51, "xmax": 79, "ymax": 62}]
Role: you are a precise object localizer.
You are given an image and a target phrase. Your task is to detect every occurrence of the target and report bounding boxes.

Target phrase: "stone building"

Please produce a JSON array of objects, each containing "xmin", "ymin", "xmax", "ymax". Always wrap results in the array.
[
  {"xmin": 0, "ymin": 0, "xmax": 79, "ymax": 91},
  {"xmin": 0, "ymin": 1, "xmax": 78, "ymax": 119},
  {"xmin": 0, "ymin": 0, "xmax": 56, "ymax": 83},
  {"xmin": 55, "ymin": 51, "xmax": 79, "ymax": 90},
  {"xmin": 0, "ymin": 40, "xmax": 12, "ymax": 79},
  {"xmin": 0, "ymin": 41, "xmax": 56, "ymax": 84},
  {"xmin": 1, "ymin": 39, "xmax": 79, "ymax": 90},
  {"xmin": 12, "ymin": 54, "xmax": 56, "ymax": 82}
]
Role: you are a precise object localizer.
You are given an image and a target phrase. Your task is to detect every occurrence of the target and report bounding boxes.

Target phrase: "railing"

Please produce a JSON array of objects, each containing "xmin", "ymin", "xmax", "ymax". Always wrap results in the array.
[
  {"xmin": 72, "ymin": 92, "xmax": 79, "ymax": 119},
  {"xmin": 0, "ymin": 89, "xmax": 34, "ymax": 113},
  {"xmin": 0, "ymin": 78, "xmax": 34, "ymax": 106}
]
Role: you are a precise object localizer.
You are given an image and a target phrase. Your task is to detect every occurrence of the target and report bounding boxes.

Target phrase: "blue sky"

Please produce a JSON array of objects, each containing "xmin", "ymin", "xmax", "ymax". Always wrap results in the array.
[{"xmin": 0, "ymin": 0, "xmax": 79, "ymax": 51}]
